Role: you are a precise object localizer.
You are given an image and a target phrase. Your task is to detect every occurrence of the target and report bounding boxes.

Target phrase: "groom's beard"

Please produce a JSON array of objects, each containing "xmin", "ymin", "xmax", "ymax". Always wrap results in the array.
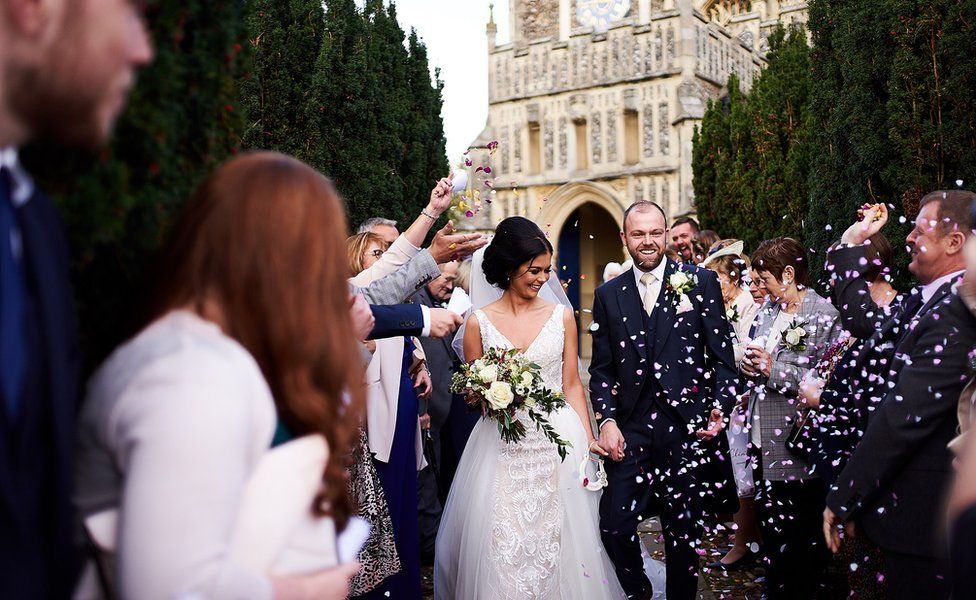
[{"xmin": 629, "ymin": 247, "xmax": 664, "ymax": 271}]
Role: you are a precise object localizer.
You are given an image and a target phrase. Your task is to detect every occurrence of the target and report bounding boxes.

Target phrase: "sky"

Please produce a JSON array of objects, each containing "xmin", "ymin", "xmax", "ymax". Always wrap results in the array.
[{"xmin": 391, "ymin": 0, "xmax": 512, "ymax": 165}]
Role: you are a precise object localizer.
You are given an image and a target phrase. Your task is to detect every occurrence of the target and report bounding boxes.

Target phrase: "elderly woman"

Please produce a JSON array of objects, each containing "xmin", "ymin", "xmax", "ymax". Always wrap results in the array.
[
  {"xmin": 744, "ymin": 237, "xmax": 843, "ymax": 600},
  {"xmin": 701, "ymin": 240, "xmax": 763, "ymax": 570}
]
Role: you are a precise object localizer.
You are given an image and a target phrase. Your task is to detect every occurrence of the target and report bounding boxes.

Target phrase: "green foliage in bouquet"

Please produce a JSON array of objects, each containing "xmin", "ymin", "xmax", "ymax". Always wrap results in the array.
[{"xmin": 451, "ymin": 347, "xmax": 572, "ymax": 461}]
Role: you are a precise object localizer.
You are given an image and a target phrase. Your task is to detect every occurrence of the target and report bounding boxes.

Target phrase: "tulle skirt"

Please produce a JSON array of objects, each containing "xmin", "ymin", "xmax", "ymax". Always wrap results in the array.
[{"xmin": 434, "ymin": 406, "xmax": 625, "ymax": 599}]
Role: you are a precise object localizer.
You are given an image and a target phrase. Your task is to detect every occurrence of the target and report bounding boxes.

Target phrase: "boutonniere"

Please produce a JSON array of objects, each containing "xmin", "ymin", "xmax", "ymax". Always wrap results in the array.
[
  {"xmin": 782, "ymin": 317, "xmax": 809, "ymax": 352},
  {"xmin": 726, "ymin": 305, "xmax": 740, "ymax": 323},
  {"xmin": 667, "ymin": 270, "xmax": 698, "ymax": 314}
]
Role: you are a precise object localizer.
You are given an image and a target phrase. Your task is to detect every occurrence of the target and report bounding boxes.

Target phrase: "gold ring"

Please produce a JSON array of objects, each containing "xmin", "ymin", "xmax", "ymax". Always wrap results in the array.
[{"xmin": 449, "ymin": 243, "xmax": 457, "ymax": 250}]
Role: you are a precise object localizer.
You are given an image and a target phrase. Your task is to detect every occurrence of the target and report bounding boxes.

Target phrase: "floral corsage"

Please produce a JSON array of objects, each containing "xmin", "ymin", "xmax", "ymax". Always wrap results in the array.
[
  {"xmin": 782, "ymin": 317, "xmax": 808, "ymax": 352},
  {"xmin": 726, "ymin": 305, "xmax": 740, "ymax": 323},
  {"xmin": 667, "ymin": 270, "xmax": 698, "ymax": 314}
]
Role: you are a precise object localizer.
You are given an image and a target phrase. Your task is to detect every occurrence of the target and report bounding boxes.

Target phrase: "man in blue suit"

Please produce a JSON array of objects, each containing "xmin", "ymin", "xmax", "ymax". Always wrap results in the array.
[
  {"xmin": 0, "ymin": 2, "xmax": 152, "ymax": 596},
  {"xmin": 590, "ymin": 201, "xmax": 739, "ymax": 600}
]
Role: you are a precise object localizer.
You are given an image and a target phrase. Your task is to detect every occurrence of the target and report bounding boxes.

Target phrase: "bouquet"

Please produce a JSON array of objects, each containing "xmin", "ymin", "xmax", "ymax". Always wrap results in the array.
[{"xmin": 451, "ymin": 347, "xmax": 572, "ymax": 460}]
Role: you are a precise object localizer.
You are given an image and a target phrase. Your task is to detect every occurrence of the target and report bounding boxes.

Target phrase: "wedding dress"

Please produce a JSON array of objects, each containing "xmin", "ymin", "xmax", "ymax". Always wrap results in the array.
[{"xmin": 434, "ymin": 304, "xmax": 625, "ymax": 599}]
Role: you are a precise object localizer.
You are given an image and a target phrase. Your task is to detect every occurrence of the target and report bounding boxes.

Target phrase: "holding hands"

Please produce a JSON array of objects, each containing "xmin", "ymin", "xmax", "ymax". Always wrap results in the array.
[
  {"xmin": 695, "ymin": 409, "xmax": 725, "ymax": 440},
  {"xmin": 598, "ymin": 421, "xmax": 626, "ymax": 461},
  {"xmin": 741, "ymin": 344, "xmax": 772, "ymax": 379}
]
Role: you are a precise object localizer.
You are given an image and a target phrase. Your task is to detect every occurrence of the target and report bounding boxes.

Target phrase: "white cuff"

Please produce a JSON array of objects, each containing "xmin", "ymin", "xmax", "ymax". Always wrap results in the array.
[
  {"xmin": 599, "ymin": 418, "xmax": 616, "ymax": 430},
  {"xmin": 420, "ymin": 305, "xmax": 431, "ymax": 337}
]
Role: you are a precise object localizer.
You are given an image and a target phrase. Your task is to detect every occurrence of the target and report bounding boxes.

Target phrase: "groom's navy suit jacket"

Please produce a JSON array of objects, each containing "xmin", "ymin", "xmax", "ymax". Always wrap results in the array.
[{"xmin": 589, "ymin": 260, "xmax": 739, "ymax": 431}]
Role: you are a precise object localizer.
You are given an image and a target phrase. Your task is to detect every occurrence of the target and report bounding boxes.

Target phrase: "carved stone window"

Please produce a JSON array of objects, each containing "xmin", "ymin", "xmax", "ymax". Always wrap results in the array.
[
  {"xmin": 558, "ymin": 118, "xmax": 568, "ymax": 168},
  {"xmin": 634, "ymin": 179, "xmax": 644, "ymax": 202},
  {"xmin": 513, "ymin": 126, "xmax": 523, "ymax": 173},
  {"xmin": 634, "ymin": 40, "xmax": 644, "ymax": 75},
  {"xmin": 642, "ymin": 105, "xmax": 655, "ymax": 157},
  {"xmin": 544, "ymin": 119, "xmax": 554, "ymax": 170},
  {"xmin": 654, "ymin": 27, "xmax": 663, "ymax": 65},
  {"xmin": 666, "ymin": 26, "xmax": 675, "ymax": 66},
  {"xmin": 501, "ymin": 128, "xmax": 510, "ymax": 174},
  {"xmin": 662, "ymin": 178, "xmax": 671, "ymax": 209},
  {"xmin": 658, "ymin": 102, "xmax": 670, "ymax": 155},
  {"xmin": 606, "ymin": 110, "xmax": 618, "ymax": 163},
  {"xmin": 591, "ymin": 112, "xmax": 602, "ymax": 164}
]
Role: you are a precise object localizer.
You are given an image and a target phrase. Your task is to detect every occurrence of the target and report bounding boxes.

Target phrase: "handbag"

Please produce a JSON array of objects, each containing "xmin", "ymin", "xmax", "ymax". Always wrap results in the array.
[{"xmin": 785, "ymin": 407, "xmax": 816, "ymax": 459}]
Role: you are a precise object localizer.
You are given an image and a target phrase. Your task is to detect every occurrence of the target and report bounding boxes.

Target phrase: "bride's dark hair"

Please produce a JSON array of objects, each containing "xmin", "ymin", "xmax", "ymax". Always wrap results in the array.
[{"xmin": 482, "ymin": 216, "xmax": 553, "ymax": 289}]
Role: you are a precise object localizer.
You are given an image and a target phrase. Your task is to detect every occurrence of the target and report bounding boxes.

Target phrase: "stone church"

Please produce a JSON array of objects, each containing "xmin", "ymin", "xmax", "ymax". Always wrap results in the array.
[{"xmin": 461, "ymin": 0, "xmax": 807, "ymax": 354}]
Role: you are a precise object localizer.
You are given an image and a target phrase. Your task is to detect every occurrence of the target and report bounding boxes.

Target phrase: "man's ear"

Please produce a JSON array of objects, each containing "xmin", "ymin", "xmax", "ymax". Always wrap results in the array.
[
  {"xmin": 4, "ymin": 0, "xmax": 53, "ymax": 37},
  {"xmin": 945, "ymin": 231, "xmax": 967, "ymax": 256}
]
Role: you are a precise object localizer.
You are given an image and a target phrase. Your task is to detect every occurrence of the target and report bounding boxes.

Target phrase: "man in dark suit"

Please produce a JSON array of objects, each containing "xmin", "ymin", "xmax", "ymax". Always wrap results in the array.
[
  {"xmin": 823, "ymin": 190, "xmax": 976, "ymax": 600},
  {"xmin": 0, "ymin": 2, "xmax": 152, "ymax": 596},
  {"xmin": 590, "ymin": 201, "xmax": 739, "ymax": 600}
]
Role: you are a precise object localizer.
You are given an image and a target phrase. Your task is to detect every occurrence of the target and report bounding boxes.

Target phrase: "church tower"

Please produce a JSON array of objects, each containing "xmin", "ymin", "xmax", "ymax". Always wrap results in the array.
[{"xmin": 464, "ymin": 0, "xmax": 807, "ymax": 357}]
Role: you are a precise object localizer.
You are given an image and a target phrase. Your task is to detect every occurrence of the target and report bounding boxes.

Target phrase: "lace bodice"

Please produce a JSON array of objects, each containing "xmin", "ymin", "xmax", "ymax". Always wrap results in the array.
[
  {"xmin": 475, "ymin": 304, "xmax": 565, "ymax": 391},
  {"xmin": 472, "ymin": 304, "xmax": 567, "ymax": 598}
]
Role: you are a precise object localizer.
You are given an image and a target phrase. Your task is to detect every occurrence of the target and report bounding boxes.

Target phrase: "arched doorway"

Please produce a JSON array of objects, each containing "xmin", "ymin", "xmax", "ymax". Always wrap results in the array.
[{"xmin": 537, "ymin": 182, "xmax": 627, "ymax": 360}]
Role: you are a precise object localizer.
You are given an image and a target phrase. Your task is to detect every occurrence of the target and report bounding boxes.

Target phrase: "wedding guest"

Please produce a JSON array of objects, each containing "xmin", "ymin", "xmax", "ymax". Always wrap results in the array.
[
  {"xmin": 413, "ymin": 262, "xmax": 468, "ymax": 562},
  {"xmin": 805, "ymin": 233, "xmax": 898, "ymax": 486},
  {"xmin": 747, "ymin": 267, "xmax": 768, "ymax": 305},
  {"xmin": 347, "ymin": 233, "xmax": 429, "ymax": 600},
  {"xmin": 697, "ymin": 229, "xmax": 721, "ymax": 253},
  {"xmin": 602, "ymin": 261, "xmax": 625, "ymax": 282},
  {"xmin": 948, "ymin": 201, "xmax": 976, "ymax": 600},
  {"xmin": 0, "ymin": 2, "xmax": 152, "ymax": 594},
  {"xmin": 359, "ymin": 217, "xmax": 399, "ymax": 243},
  {"xmin": 671, "ymin": 216, "xmax": 699, "ymax": 263},
  {"xmin": 744, "ymin": 236, "xmax": 843, "ymax": 599},
  {"xmin": 74, "ymin": 153, "xmax": 363, "ymax": 599},
  {"xmin": 824, "ymin": 192, "xmax": 976, "ymax": 600},
  {"xmin": 701, "ymin": 240, "xmax": 763, "ymax": 570}
]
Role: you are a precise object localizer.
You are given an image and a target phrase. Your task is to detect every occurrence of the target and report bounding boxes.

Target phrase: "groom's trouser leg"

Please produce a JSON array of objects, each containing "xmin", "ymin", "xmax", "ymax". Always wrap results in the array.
[
  {"xmin": 651, "ymin": 420, "xmax": 704, "ymax": 600},
  {"xmin": 600, "ymin": 424, "xmax": 655, "ymax": 599}
]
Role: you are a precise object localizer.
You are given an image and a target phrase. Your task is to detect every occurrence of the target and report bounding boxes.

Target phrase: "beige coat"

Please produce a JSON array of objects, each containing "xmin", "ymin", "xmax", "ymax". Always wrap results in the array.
[{"xmin": 351, "ymin": 235, "xmax": 426, "ymax": 467}]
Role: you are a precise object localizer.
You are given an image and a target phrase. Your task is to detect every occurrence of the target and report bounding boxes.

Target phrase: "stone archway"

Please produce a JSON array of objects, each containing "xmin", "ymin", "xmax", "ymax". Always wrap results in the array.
[{"xmin": 535, "ymin": 181, "xmax": 629, "ymax": 359}]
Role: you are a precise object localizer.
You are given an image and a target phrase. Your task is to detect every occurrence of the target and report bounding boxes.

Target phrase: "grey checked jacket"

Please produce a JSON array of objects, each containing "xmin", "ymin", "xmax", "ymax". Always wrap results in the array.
[
  {"xmin": 748, "ymin": 289, "xmax": 844, "ymax": 481},
  {"xmin": 353, "ymin": 249, "xmax": 440, "ymax": 305}
]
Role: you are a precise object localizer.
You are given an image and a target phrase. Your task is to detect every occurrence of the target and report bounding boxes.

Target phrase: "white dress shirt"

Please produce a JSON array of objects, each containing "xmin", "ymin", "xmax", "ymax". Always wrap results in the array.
[
  {"xmin": 632, "ymin": 258, "xmax": 668, "ymax": 317},
  {"xmin": 0, "ymin": 147, "xmax": 35, "ymax": 263},
  {"xmin": 922, "ymin": 269, "xmax": 965, "ymax": 304}
]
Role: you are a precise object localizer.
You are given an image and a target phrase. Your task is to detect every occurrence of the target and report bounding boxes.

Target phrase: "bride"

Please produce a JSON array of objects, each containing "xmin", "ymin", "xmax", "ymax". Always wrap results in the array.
[{"xmin": 434, "ymin": 217, "xmax": 625, "ymax": 599}]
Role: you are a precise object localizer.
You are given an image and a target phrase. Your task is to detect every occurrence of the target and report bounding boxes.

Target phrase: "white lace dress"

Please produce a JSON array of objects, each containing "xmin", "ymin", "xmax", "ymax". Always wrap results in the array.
[{"xmin": 434, "ymin": 305, "xmax": 625, "ymax": 599}]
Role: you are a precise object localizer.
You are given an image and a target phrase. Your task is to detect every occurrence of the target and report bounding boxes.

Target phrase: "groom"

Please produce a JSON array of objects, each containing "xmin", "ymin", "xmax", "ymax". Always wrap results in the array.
[{"xmin": 590, "ymin": 201, "xmax": 739, "ymax": 599}]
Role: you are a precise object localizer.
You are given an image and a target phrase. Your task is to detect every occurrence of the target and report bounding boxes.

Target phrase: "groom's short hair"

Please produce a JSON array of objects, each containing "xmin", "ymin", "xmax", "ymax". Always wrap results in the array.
[{"xmin": 623, "ymin": 201, "xmax": 668, "ymax": 232}]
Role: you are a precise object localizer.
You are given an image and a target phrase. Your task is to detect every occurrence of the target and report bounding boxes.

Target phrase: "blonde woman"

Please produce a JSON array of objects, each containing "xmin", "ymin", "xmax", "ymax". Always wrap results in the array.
[{"xmin": 702, "ymin": 240, "xmax": 762, "ymax": 570}]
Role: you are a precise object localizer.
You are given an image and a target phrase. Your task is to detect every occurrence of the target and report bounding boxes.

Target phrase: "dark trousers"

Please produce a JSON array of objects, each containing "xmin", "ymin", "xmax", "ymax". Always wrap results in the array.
[
  {"xmin": 884, "ymin": 549, "xmax": 949, "ymax": 600},
  {"xmin": 600, "ymin": 405, "xmax": 702, "ymax": 600},
  {"xmin": 756, "ymin": 478, "xmax": 830, "ymax": 599}
]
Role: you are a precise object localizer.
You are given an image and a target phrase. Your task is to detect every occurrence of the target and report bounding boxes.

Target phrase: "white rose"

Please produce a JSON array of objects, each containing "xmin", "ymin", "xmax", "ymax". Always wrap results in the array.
[
  {"xmin": 785, "ymin": 329, "xmax": 801, "ymax": 346},
  {"xmin": 515, "ymin": 385, "xmax": 526, "ymax": 396},
  {"xmin": 479, "ymin": 364, "xmax": 499, "ymax": 383},
  {"xmin": 487, "ymin": 381, "xmax": 515, "ymax": 410},
  {"xmin": 524, "ymin": 396, "xmax": 537, "ymax": 409},
  {"xmin": 521, "ymin": 371, "xmax": 534, "ymax": 387},
  {"xmin": 669, "ymin": 273, "xmax": 687, "ymax": 290}
]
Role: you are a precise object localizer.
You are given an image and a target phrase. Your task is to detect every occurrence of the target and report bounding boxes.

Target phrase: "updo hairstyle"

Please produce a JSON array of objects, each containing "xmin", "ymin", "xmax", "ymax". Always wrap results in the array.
[{"xmin": 482, "ymin": 216, "xmax": 554, "ymax": 289}]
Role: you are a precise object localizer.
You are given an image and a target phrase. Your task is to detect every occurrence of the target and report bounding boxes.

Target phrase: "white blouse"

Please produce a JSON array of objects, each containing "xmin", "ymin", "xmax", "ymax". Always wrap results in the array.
[{"xmin": 75, "ymin": 311, "xmax": 277, "ymax": 599}]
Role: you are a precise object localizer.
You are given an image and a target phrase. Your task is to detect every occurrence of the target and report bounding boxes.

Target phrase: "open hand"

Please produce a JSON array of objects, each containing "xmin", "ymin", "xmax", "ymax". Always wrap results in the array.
[
  {"xmin": 413, "ymin": 369, "xmax": 432, "ymax": 399},
  {"xmin": 822, "ymin": 507, "xmax": 855, "ymax": 554},
  {"xmin": 696, "ymin": 409, "xmax": 725, "ymax": 440},
  {"xmin": 598, "ymin": 421, "xmax": 626, "ymax": 462},
  {"xmin": 349, "ymin": 294, "xmax": 375, "ymax": 341},
  {"xmin": 429, "ymin": 221, "xmax": 488, "ymax": 263}
]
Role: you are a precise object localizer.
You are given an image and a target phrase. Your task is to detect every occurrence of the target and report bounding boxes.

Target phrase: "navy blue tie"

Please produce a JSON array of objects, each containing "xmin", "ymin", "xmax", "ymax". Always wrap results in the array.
[{"xmin": 0, "ymin": 166, "xmax": 27, "ymax": 418}]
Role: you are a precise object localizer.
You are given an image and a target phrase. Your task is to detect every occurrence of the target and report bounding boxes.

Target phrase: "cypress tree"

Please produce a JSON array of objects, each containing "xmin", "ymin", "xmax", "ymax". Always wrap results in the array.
[
  {"xmin": 240, "ymin": 0, "xmax": 326, "ymax": 162},
  {"xmin": 23, "ymin": 0, "xmax": 247, "ymax": 369}
]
